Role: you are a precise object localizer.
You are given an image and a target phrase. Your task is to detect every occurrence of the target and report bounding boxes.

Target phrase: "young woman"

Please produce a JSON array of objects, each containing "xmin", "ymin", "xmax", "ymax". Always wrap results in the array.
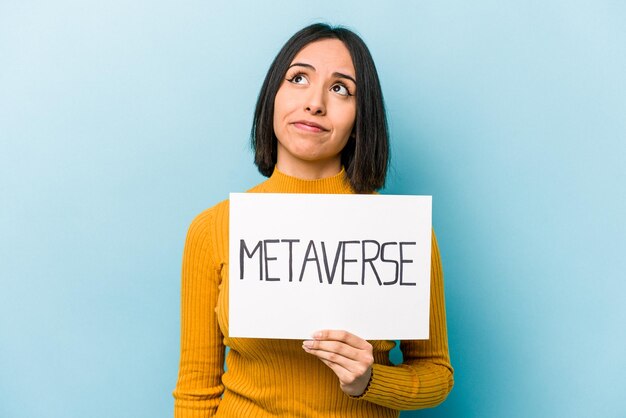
[{"xmin": 173, "ymin": 23, "xmax": 453, "ymax": 418}]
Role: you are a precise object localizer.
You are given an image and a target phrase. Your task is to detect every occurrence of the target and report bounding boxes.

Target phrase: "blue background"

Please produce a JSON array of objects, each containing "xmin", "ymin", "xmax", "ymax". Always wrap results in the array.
[{"xmin": 1, "ymin": 1, "xmax": 625, "ymax": 417}]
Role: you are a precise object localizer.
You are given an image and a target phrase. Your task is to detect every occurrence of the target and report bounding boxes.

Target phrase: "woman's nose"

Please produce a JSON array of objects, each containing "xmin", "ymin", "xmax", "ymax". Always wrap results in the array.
[{"xmin": 304, "ymin": 86, "xmax": 326, "ymax": 115}]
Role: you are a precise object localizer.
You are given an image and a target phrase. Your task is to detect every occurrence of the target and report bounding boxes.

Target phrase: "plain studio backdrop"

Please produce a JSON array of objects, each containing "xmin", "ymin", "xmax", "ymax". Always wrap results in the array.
[{"xmin": 1, "ymin": 1, "xmax": 624, "ymax": 417}]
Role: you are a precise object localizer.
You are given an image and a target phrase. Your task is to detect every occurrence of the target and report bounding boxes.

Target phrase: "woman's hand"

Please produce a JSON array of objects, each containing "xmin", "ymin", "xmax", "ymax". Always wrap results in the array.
[{"xmin": 302, "ymin": 330, "xmax": 374, "ymax": 396}]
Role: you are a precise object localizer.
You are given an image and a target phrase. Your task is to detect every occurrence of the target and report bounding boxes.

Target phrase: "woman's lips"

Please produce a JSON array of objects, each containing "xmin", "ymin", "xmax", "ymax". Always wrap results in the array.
[{"xmin": 292, "ymin": 121, "xmax": 327, "ymax": 133}]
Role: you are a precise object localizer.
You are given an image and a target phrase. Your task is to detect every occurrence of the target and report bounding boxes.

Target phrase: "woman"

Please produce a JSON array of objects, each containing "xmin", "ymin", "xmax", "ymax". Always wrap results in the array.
[{"xmin": 173, "ymin": 23, "xmax": 453, "ymax": 417}]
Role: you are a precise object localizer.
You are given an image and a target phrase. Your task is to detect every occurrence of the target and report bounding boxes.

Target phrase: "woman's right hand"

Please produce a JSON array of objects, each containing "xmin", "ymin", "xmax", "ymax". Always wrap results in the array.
[{"xmin": 302, "ymin": 329, "xmax": 374, "ymax": 397}]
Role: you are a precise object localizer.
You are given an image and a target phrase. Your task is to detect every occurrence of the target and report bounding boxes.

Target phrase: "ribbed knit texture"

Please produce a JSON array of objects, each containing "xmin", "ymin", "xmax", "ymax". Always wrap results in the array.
[{"xmin": 173, "ymin": 168, "xmax": 454, "ymax": 417}]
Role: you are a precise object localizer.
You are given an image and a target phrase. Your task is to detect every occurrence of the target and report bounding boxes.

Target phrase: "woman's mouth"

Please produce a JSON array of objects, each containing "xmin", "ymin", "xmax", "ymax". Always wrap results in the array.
[{"xmin": 292, "ymin": 121, "xmax": 328, "ymax": 133}]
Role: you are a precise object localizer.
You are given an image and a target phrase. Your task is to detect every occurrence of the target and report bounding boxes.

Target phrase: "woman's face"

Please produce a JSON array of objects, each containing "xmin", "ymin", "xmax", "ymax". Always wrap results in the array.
[{"xmin": 273, "ymin": 39, "xmax": 357, "ymax": 176}]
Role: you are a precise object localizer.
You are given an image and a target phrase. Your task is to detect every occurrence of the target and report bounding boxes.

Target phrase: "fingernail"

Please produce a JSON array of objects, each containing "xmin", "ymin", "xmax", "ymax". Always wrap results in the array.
[
  {"xmin": 312, "ymin": 332, "xmax": 322, "ymax": 339},
  {"xmin": 302, "ymin": 340, "xmax": 313, "ymax": 348}
]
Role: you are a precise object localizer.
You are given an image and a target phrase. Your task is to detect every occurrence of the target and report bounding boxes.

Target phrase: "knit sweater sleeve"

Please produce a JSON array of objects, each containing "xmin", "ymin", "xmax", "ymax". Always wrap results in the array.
[
  {"xmin": 173, "ymin": 210, "xmax": 225, "ymax": 417},
  {"xmin": 359, "ymin": 231, "xmax": 454, "ymax": 410}
]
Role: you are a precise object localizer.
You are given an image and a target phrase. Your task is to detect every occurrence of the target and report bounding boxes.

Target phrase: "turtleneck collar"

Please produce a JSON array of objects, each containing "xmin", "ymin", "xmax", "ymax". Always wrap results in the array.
[{"xmin": 255, "ymin": 166, "xmax": 355, "ymax": 194}]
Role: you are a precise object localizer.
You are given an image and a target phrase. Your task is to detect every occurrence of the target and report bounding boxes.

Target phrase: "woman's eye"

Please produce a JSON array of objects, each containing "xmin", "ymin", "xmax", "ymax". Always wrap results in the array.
[
  {"xmin": 331, "ymin": 84, "xmax": 351, "ymax": 96},
  {"xmin": 288, "ymin": 74, "xmax": 308, "ymax": 85}
]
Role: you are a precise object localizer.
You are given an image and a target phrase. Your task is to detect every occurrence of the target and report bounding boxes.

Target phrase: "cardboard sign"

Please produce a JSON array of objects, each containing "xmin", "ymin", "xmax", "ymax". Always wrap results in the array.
[{"xmin": 229, "ymin": 193, "xmax": 432, "ymax": 340}]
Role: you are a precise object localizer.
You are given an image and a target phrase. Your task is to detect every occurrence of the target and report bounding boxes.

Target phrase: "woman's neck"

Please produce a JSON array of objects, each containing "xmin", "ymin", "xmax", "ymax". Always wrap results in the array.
[{"xmin": 274, "ymin": 158, "xmax": 342, "ymax": 180}]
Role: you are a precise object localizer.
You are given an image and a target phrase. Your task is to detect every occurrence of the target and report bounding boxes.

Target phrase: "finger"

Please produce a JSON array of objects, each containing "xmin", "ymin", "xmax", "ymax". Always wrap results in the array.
[
  {"xmin": 305, "ymin": 331, "xmax": 373, "ymax": 362},
  {"xmin": 317, "ymin": 356, "xmax": 372, "ymax": 394},
  {"xmin": 318, "ymin": 357, "xmax": 351, "ymax": 379},
  {"xmin": 313, "ymin": 330, "xmax": 371, "ymax": 350},
  {"xmin": 302, "ymin": 344, "xmax": 366, "ymax": 375},
  {"xmin": 303, "ymin": 339, "xmax": 365, "ymax": 362},
  {"xmin": 302, "ymin": 343, "xmax": 358, "ymax": 366}
]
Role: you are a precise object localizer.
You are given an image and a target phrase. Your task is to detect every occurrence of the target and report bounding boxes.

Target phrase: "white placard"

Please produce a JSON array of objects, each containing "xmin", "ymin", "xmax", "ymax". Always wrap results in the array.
[{"xmin": 229, "ymin": 193, "xmax": 432, "ymax": 340}]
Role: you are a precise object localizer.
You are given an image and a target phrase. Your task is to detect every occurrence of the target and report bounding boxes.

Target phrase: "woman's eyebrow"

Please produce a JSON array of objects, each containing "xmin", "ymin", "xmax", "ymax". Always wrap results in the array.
[
  {"xmin": 333, "ymin": 72, "xmax": 356, "ymax": 85},
  {"xmin": 288, "ymin": 63, "xmax": 356, "ymax": 85},
  {"xmin": 288, "ymin": 62, "xmax": 315, "ymax": 71}
]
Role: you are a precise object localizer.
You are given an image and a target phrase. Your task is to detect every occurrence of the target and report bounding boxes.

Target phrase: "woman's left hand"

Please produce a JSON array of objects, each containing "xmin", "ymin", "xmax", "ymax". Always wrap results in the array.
[{"xmin": 302, "ymin": 330, "xmax": 374, "ymax": 396}]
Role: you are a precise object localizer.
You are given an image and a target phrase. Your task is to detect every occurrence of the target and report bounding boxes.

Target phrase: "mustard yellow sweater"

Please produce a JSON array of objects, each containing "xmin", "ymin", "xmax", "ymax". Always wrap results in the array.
[{"xmin": 173, "ymin": 168, "xmax": 454, "ymax": 417}]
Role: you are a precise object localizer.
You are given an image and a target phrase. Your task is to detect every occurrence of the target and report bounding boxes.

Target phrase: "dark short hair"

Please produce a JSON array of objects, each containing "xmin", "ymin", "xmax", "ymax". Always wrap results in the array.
[{"xmin": 251, "ymin": 23, "xmax": 389, "ymax": 193}]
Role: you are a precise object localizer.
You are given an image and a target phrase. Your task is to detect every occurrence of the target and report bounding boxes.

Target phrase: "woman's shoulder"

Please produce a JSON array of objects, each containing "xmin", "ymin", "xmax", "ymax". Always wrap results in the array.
[
  {"xmin": 187, "ymin": 199, "xmax": 230, "ymax": 236},
  {"xmin": 246, "ymin": 178, "xmax": 272, "ymax": 193},
  {"xmin": 187, "ymin": 177, "xmax": 269, "ymax": 232}
]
